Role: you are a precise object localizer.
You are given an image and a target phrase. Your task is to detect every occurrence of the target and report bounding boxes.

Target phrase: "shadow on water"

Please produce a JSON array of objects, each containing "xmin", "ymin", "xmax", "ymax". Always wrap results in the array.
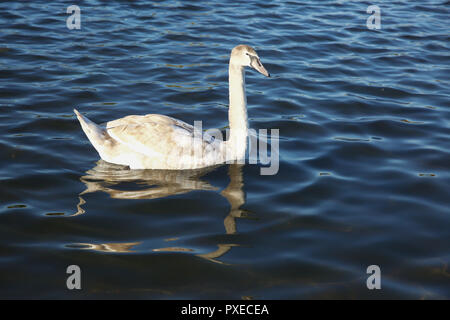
[{"xmin": 72, "ymin": 161, "xmax": 246, "ymax": 264}]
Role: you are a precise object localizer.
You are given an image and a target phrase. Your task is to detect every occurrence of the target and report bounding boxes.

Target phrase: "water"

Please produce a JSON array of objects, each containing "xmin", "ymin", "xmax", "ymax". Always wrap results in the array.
[{"xmin": 0, "ymin": 0, "xmax": 449, "ymax": 299}]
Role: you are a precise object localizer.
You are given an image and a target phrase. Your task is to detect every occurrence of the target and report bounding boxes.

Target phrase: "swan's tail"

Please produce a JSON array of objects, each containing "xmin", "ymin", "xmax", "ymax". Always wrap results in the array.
[{"xmin": 74, "ymin": 109, "xmax": 107, "ymax": 153}]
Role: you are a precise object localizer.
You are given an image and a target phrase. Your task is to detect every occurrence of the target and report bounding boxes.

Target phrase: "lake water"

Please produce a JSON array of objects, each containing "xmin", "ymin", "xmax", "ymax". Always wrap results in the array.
[{"xmin": 0, "ymin": 0, "xmax": 449, "ymax": 299}]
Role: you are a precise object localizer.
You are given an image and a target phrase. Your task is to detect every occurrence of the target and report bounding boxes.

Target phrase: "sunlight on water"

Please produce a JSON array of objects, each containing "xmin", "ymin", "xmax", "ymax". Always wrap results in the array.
[{"xmin": 0, "ymin": 0, "xmax": 449, "ymax": 299}]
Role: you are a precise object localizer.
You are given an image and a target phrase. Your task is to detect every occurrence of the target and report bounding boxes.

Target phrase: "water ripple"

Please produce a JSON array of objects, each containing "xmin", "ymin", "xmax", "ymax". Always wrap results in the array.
[{"xmin": 0, "ymin": 0, "xmax": 449, "ymax": 299}]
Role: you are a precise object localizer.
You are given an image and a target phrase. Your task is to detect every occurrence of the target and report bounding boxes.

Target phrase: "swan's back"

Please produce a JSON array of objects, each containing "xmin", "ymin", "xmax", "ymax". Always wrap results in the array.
[{"xmin": 75, "ymin": 109, "xmax": 224, "ymax": 170}]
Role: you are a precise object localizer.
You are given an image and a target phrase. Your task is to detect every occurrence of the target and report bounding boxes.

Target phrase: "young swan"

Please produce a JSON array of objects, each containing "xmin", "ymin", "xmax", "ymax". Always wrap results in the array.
[{"xmin": 74, "ymin": 44, "xmax": 270, "ymax": 170}]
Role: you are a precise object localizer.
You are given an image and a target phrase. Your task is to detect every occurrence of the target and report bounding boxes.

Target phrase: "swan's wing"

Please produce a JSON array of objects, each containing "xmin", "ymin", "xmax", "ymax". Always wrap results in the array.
[{"xmin": 105, "ymin": 114, "xmax": 215, "ymax": 159}]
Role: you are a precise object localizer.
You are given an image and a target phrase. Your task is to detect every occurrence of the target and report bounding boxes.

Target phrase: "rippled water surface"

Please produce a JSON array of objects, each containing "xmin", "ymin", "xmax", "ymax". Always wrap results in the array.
[{"xmin": 1, "ymin": 0, "xmax": 449, "ymax": 299}]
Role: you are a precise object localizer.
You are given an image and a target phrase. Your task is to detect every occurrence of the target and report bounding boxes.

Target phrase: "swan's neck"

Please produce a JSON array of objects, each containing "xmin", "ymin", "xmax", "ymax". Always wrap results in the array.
[{"xmin": 226, "ymin": 62, "xmax": 248, "ymax": 160}]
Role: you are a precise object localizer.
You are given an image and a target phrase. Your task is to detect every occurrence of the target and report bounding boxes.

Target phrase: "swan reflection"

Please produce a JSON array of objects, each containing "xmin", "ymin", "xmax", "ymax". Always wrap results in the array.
[
  {"xmin": 72, "ymin": 161, "xmax": 246, "ymax": 263},
  {"xmin": 78, "ymin": 160, "xmax": 218, "ymax": 201},
  {"xmin": 68, "ymin": 242, "xmax": 142, "ymax": 253}
]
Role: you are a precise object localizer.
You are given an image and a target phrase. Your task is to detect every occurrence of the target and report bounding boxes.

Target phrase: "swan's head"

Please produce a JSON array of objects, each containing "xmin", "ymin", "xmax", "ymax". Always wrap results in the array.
[{"xmin": 230, "ymin": 44, "xmax": 270, "ymax": 77}]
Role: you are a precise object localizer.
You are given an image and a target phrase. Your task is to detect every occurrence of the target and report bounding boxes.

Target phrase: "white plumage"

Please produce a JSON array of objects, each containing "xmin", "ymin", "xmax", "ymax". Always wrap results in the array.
[{"xmin": 74, "ymin": 44, "xmax": 270, "ymax": 170}]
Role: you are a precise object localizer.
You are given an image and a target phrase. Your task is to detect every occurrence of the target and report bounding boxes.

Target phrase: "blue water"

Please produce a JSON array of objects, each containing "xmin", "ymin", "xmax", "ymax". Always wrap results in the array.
[{"xmin": 0, "ymin": 0, "xmax": 449, "ymax": 299}]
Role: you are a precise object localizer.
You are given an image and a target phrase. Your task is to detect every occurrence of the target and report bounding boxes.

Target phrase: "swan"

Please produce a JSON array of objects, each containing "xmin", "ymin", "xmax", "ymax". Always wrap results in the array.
[{"xmin": 74, "ymin": 44, "xmax": 270, "ymax": 169}]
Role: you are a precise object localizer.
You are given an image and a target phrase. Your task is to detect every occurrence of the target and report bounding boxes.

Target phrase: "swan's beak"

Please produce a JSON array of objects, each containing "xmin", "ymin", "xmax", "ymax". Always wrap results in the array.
[{"xmin": 250, "ymin": 56, "xmax": 270, "ymax": 77}]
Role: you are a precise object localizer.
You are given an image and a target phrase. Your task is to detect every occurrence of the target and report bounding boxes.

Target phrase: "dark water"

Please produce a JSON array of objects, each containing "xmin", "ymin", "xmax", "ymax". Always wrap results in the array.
[{"xmin": 1, "ymin": 0, "xmax": 449, "ymax": 299}]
